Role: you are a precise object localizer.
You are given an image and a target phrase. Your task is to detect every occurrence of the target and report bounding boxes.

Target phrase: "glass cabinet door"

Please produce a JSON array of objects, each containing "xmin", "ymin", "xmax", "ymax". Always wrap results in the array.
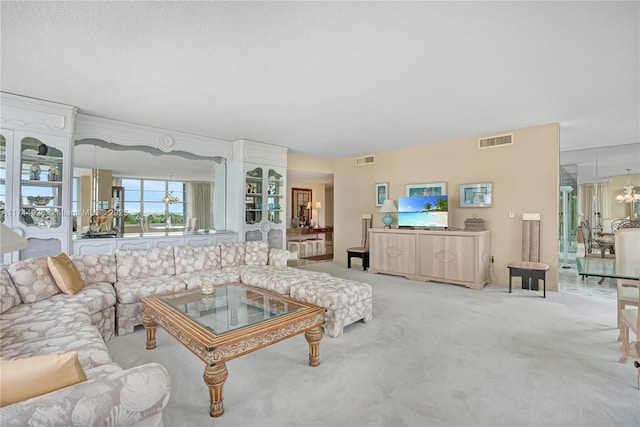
[
  {"xmin": 245, "ymin": 167, "xmax": 263, "ymax": 225},
  {"xmin": 19, "ymin": 137, "xmax": 64, "ymax": 228},
  {"xmin": 267, "ymin": 169, "xmax": 283, "ymax": 224}
]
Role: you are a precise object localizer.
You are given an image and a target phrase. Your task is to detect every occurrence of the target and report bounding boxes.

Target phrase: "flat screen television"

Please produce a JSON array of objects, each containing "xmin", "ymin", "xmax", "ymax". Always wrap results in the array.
[{"xmin": 397, "ymin": 195, "xmax": 448, "ymax": 229}]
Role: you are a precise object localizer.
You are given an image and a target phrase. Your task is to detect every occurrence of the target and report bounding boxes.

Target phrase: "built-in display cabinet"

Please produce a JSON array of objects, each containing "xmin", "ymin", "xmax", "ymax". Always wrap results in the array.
[
  {"xmin": 1, "ymin": 93, "xmax": 77, "ymax": 263},
  {"xmin": 369, "ymin": 228, "xmax": 491, "ymax": 289},
  {"xmin": 2, "ymin": 94, "xmax": 291, "ymax": 260},
  {"xmin": 228, "ymin": 140, "xmax": 288, "ymax": 248},
  {"xmin": 244, "ymin": 167, "xmax": 285, "ymax": 226}
]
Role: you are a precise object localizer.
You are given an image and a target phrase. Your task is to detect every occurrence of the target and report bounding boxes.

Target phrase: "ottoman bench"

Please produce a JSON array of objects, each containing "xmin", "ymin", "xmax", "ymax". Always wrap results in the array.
[{"xmin": 290, "ymin": 278, "xmax": 373, "ymax": 338}]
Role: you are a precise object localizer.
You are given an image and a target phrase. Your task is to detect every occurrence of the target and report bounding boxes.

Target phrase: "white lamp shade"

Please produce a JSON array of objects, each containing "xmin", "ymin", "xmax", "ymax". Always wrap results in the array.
[
  {"xmin": 379, "ymin": 199, "xmax": 397, "ymax": 213},
  {"xmin": 0, "ymin": 223, "xmax": 28, "ymax": 254},
  {"xmin": 315, "ymin": 202, "xmax": 322, "ymax": 209}
]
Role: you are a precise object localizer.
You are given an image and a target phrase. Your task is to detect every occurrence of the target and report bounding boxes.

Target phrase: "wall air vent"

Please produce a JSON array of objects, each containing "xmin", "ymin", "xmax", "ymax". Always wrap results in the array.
[
  {"xmin": 478, "ymin": 134, "xmax": 513, "ymax": 149},
  {"xmin": 355, "ymin": 154, "xmax": 375, "ymax": 166}
]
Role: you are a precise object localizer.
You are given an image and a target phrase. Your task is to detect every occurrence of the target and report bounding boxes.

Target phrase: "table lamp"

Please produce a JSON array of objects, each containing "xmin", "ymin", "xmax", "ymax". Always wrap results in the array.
[
  {"xmin": 1, "ymin": 223, "xmax": 28, "ymax": 255},
  {"xmin": 379, "ymin": 199, "xmax": 397, "ymax": 228}
]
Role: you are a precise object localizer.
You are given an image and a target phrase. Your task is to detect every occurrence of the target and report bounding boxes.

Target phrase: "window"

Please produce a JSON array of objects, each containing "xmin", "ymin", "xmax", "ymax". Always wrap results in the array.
[{"xmin": 121, "ymin": 178, "xmax": 186, "ymax": 226}]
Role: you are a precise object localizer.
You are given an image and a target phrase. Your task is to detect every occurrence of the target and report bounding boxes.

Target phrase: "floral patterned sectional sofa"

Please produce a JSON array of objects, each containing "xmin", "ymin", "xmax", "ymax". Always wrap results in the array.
[{"xmin": 0, "ymin": 240, "xmax": 372, "ymax": 424}]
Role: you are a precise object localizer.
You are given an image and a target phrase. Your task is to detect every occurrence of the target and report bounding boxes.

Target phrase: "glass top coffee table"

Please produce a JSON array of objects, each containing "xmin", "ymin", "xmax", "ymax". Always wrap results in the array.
[{"xmin": 141, "ymin": 283, "xmax": 325, "ymax": 418}]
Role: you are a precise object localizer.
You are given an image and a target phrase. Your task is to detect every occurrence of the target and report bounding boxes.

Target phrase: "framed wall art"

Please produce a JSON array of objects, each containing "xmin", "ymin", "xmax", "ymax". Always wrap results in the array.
[
  {"xmin": 375, "ymin": 182, "xmax": 389, "ymax": 207},
  {"xmin": 405, "ymin": 182, "xmax": 447, "ymax": 197},
  {"xmin": 460, "ymin": 182, "xmax": 493, "ymax": 208}
]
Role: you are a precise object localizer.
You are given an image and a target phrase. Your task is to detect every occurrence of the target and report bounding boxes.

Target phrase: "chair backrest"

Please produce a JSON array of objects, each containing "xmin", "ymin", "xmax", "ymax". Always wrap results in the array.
[
  {"xmin": 522, "ymin": 218, "xmax": 542, "ymax": 262},
  {"xmin": 580, "ymin": 220, "xmax": 597, "ymax": 256},
  {"xmin": 361, "ymin": 214, "xmax": 372, "ymax": 249},
  {"xmin": 580, "ymin": 220, "xmax": 592, "ymax": 241},
  {"xmin": 612, "ymin": 219, "xmax": 640, "ymax": 233},
  {"xmin": 614, "ymin": 228, "xmax": 640, "ymax": 262}
]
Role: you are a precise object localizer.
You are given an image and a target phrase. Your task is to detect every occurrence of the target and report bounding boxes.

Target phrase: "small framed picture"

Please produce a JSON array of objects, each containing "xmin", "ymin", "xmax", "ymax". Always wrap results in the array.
[
  {"xmin": 460, "ymin": 182, "xmax": 493, "ymax": 208},
  {"xmin": 375, "ymin": 182, "xmax": 389, "ymax": 207},
  {"xmin": 405, "ymin": 182, "xmax": 447, "ymax": 197}
]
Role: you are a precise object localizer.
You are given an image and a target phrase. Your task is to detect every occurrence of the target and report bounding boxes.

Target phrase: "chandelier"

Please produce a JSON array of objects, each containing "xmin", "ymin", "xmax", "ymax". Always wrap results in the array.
[
  {"xmin": 162, "ymin": 177, "xmax": 180, "ymax": 204},
  {"xmin": 162, "ymin": 192, "xmax": 179, "ymax": 204},
  {"xmin": 616, "ymin": 169, "xmax": 640, "ymax": 203}
]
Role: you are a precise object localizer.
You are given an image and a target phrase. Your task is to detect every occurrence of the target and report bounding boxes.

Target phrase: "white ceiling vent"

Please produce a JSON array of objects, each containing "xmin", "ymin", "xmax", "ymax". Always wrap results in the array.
[
  {"xmin": 478, "ymin": 134, "xmax": 513, "ymax": 149},
  {"xmin": 355, "ymin": 154, "xmax": 375, "ymax": 166}
]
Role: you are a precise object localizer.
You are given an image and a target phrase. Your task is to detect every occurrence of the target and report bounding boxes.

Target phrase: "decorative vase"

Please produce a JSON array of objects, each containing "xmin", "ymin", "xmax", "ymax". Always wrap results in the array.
[
  {"xmin": 202, "ymin": 283, "xmax": 215, "ymax": 295},
  {"xmin": 382, "ymin": 213, "xmax": 393, "ymax": 228}
]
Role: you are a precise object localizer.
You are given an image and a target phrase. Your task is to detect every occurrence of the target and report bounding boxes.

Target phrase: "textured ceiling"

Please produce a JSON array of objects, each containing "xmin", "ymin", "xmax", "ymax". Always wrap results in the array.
[{"xmin": 1, "ymin": 1, "xmax": 638, "ymax": 177}]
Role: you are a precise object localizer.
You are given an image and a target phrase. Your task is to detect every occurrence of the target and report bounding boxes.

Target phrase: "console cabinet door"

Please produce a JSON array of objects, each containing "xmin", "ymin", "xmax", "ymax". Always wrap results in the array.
[
  {"xmin": 418, "ymin": 234, "xmax": 445, "ymax": 278},
  {"xmin": 419, "ymin": 234, "xmax": 475, "ymax": 283},
  {"xmin": 442, "ymin": 235, "xmax": 476, "ymax": 283},
  {"xmin": 370, "ymin": 231, "xmax": 416, "ymax": 275}
]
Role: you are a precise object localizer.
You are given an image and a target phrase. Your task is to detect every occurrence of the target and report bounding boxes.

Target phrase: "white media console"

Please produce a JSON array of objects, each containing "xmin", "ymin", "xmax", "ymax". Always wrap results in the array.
[{"xmin": 368, "ymin": 228, "xmax": 491, "ymax": 290}]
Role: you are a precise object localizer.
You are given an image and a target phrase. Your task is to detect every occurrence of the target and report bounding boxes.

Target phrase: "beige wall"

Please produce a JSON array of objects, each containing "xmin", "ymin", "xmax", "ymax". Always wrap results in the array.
[
  {"xmin": 287, "ymin": 154, "xmax": 335, "ymax": 228},
  {"xmin": 288, "ymin": 154, "xmax": 334, "ymax": 173},
  {"xmin": 332, "ymin": 123, "xmax": 560, "ymax": 290},
  {"xmin": 325, "ymin": 186, "xmax": 334, "ymax": 227}
]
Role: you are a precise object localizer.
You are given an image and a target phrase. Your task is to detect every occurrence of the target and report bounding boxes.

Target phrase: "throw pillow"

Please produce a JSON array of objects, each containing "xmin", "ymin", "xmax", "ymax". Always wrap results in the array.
[
  {"xmin": 47, "ymin": 253, "xmax": 85, "ymax": 295},
  {"xmin": 244, "ymin": 241, "xmax": 269, "ymax": 266},
  {"xmin": 0, "ymin": 351, "xmax": 87, "ymax": 407},
  {"xmin": 219, "ymin": 242, "xmax": 246, "ymax": 268}
]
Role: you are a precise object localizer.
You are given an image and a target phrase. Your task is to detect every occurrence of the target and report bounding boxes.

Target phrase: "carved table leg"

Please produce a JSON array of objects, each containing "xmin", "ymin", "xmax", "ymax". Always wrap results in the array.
[
  {"xmin": 305, "ymin": 326, "xmax": 323, "ymax": 367},
  {"xmin": 204, "ymin": 362, "xmax": 228, "ymax": 418},
  {"xmin": 142, "ymin": 310, "xmax": 157, "ymax": 350}
]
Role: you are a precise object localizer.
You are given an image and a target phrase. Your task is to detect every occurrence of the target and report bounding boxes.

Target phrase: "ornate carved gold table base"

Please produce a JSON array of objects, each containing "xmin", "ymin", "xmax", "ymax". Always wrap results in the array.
[{"xmin": 142, "ymin": 284, "xmax": 325, "ymax": 418}]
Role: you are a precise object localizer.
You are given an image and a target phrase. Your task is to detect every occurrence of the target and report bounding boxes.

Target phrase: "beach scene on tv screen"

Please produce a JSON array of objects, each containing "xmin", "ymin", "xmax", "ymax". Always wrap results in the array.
[{"xmin": 398, "ymin": 196, "xmax": 448, "ymax": 227}]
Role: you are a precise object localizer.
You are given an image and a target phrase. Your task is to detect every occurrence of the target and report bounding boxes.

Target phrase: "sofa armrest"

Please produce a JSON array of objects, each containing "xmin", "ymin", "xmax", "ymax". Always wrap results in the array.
[
  {"xmin": 268, "ymin": 248, "xmax": 290, "ymax": 268},
  {"xmin": 0, "ymin": 363, "xmax": 171, "ymax": 427}
]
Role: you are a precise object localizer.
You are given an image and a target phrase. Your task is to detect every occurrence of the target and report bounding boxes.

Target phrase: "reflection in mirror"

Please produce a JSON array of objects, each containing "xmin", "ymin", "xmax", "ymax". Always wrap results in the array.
[
  {"xmin": 291, "ymin": 188, "xmax": 312, "ymax": 227},
  {"xmin": 74, "ymin": 139, "xmax": 226, "ymax": 236},
  {"xmin": 560, "ymin": 142, "xmax": 640, "ymax": 259}
]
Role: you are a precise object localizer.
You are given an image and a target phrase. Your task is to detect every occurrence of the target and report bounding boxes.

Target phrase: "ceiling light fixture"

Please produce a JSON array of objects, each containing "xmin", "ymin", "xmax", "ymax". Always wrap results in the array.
[
  {"xmin": 616, "ymin": 169, "xmax": 640, "ymax": 203},
  {"xmin": 162, "ymin": 177, "xmax": 180, "ymax": 204}
]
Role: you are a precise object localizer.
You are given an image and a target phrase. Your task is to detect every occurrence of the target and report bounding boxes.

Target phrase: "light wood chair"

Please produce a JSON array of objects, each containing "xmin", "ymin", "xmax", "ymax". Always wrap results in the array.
[
  {"xmin": 620, "ymin": 291, "xmax": 639, "ymax": 364},
  {"xmin": 346, "ymin": 214, "xmax": 371, "ymax": 271},
  {"xmin": 615, "ymin": 228, "xmax": 640, "ymax": 342},
  {"xmin": 628, "ymin": 341, "xmax": 640, "ymax": 389}
]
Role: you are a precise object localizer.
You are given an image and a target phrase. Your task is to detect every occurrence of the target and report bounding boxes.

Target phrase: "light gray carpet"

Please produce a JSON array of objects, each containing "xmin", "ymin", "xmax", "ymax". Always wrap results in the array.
[{"xmin": 107, "ymin": 262, "xmax": 640, "ymax": 426}]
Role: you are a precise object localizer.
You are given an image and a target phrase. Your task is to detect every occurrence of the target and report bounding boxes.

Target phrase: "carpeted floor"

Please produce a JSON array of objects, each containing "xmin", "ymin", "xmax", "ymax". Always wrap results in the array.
[{"xmin": 107, "ymin": 261, "xmax": 640, "ymax": 426}]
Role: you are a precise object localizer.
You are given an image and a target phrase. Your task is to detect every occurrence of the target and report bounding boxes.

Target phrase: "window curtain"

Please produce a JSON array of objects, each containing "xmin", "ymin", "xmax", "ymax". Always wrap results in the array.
[
  {"xmin": 187, "ymin": 182, "xmax": 211, "ymax": 230},
  {"xmin": 578, "ymin": 183, "xmax": 610, "ymax": 229}
]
